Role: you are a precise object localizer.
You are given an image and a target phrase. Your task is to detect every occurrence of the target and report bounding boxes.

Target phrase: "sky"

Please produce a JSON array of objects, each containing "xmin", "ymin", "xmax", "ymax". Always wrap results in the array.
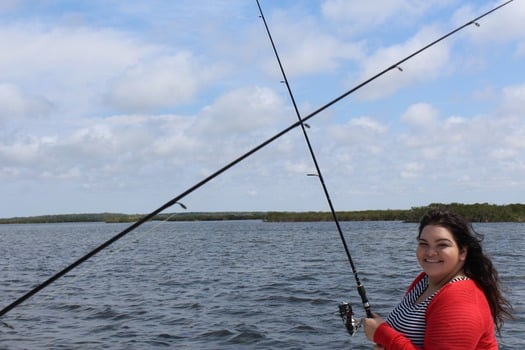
[{"xmin": 1, "ymin": 0, "xmax": 524, "ymax": 218}]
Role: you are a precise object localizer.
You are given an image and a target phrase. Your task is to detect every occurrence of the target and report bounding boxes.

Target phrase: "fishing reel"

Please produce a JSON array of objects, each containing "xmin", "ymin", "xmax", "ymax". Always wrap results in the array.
[{"xmin": 338, "ymin": 302, "xmax": 361, "ymax": 336}]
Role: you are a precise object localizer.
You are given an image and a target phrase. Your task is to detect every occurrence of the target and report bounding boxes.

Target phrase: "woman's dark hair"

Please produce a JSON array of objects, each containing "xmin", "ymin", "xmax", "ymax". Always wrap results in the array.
[{"xmin": 418, "ymin": 207, "xmax": 513, "ymax": 333}]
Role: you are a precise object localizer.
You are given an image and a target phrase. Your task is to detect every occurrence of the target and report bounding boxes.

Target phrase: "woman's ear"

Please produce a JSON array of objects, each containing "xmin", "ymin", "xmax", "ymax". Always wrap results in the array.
[{"xmin": 459, "ymin": 247, "xmax": 467, "ymax": 261}]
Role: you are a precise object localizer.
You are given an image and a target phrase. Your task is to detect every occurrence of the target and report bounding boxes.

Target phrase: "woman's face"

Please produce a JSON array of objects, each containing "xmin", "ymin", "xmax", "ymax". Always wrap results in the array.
[{"xmin": 416, "ymin": 224, "xmax": 467, "ymax": 284}]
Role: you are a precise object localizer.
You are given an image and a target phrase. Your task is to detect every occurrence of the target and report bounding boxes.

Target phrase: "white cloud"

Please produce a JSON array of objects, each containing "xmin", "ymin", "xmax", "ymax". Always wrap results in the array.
[
  {"xmin": 400, "ymin": 161, "xmax": 424, "ymax": 179},
  {"xmin": 489, "ymin": 147, "xmax": 518, "ymax": 160},
  {"xmin": 0, "ymin": 135, "xmax": 41, "ymax": 163},
  {"xmin": 0, "ymin": 23, "xmax": 229, "ymax": 119},
  {"xmin": 501, "ymin": 84, "xmax": 525, "ymax": 114},
  {"xmin": 322, "ymin": 0, "xmax": 403, "ymax": 24},
  {"xmin": 401, "ymin": 102, "xmax": 439, "ymax": 128},
  {"xmin": 453, "ymin": 1, "xmax": 525, "ymax": 46},
  {"xmin": 330, "ymin": 116, "xmax": 387, "ymax": 142},
  {"xmin": 0, "ymin": 83, "xmax": 53, "ymax": 120},
  {"xmin": 152, "ymin": 126, "xmax": 199, "ymax": 158},
  {"xmin": 0, "ymin": 84, "xmax": 291, "ymax": 191},
  {"xmin": 0, "ymin": 166, "xmax": 20, "ymax": 179},
  {"xmin": 0, "ymin": 25, "xmax": 145, "ymax": 83},
  {"xmin": 325, "ymin": 116, "xmax": 387, "ymax": 159},
  {"xmin": 321, "ymin": 0, "xmax": 454, "ymax": 33},
  {"xmin": 0, "ymin": 25, "xmax": 153, "ymax": 119},
  {"xmin": 40, "ymin": 166, "xmax": 83, "ymax": 181},
  {"xmin": 353, "ymin": 25, "xmax": 451, "ymax": 100},
  {"xmin": 105, "ymin": 52, "xmax": 227, "ymax": 112},
  {"xmin": 395, "ymin": 86, "xmax": 525, "ymax": 193},
  {"xmin": 196, "ymin": 86, "xmax": 286, "ymax": 136},
  {"xmin": 259, "ymin": 12, "xmax": 364, "ymax": 77}
]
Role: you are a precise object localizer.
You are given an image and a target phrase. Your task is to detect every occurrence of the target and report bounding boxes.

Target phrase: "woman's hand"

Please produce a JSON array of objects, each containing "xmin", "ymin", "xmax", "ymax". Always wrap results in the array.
[{"xmin": 362, "ymin": 313, "xmax": 385, "ymax": 342}]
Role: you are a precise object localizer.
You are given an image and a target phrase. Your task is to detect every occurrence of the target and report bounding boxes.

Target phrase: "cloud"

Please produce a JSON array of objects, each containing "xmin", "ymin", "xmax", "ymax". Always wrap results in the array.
[
  {"xmin": 258, "ymin": 12, "xmax": 364, "ymax": 77},
  {"xmin": 501, "ymin": 84, "xmax": 525, "ymax": 114},
  {"xmin": 0, "ymin": 84, "xmax": 291, "ymax": 191},
  {"xmin": 0, "ymin": 25, "xmax": 143, "ymax": 83},
  {"xmin": 283, "ymin": 161, "xmax": 312, "ymax": 179},
  {"xmin": 0, "ymin": 22, "xmax": 230, "ymax": 119},
  {"xmin": 0, "ymin": 24, "xmax": 153, "ymax": 118},
  {"xmin": 0, "ymin": 83, "xmax": 53, "ymax": 121},
  {"xmin": 0, "ymin": 166, "xmax": 20, "ymax": 180},
  {"xmin": 327, "ymin": 116, "xmax": 387, "ymax": 158},
  {"xmin": 353, "ymin": 25, "xmax": 451, "ymax": 100},
  {"xmin": 331, "ymin": 116, "xmax": 387, "ymax": 136},
  {"xmin": 321, "ymin": 0, "xmax": 454, "ymax": 32},
  {"xmin": 452, "ymin": 1, "xmax": 525, "ymax": 46},
  {"xmin": 105, "ymin": 52, "xmax": 227, "ymax": 113},
  {"xmin": 196, "ymin": 86, "xmax": 286, "ymax": 135},
  {"xmin": 0, "ymin": 134, "xmax": 43, "ymax": 164},
  {"xmin": 400, "ymin": 161, "xmax": 425, "ymax": 179},
  {"xmin": 396, "ymin": 90, "xmax": 525, "ymax": 184},
  {"xmin": 400, "ymin": 102, "xmax": 439, "ymax": 128}
]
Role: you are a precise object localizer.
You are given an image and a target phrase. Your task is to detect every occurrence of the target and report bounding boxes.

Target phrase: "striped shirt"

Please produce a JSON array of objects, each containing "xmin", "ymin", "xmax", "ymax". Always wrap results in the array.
[{"xmin": 385, "ymin": 274, "xmax": 469, "ymax": 347}]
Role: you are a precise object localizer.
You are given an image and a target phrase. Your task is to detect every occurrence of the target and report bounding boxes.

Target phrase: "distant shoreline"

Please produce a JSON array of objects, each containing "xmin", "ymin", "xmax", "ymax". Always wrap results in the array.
[{"xmin": 2, "ymin": 203, "xmax": 525, "ymax": 224}]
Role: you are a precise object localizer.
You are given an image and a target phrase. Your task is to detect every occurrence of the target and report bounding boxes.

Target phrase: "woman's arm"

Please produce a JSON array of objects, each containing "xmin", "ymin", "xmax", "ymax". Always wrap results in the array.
[
  {"xmin": 372, "ymin": 281, "xmax": 492, "ymax": 349},
  {"xmin": 373, "ymin": 322, "xmax": 422, "ymax": 350},
  {"xmin": 423, "ymin": 282, "xmax": 492, "ymax": 349}
]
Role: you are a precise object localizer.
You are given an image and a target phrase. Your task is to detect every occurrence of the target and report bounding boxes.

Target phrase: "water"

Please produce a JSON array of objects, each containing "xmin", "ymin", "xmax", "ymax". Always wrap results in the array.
[{"xmin": 0, "ymin": 221, "xmax": 522, "ymax": 349}]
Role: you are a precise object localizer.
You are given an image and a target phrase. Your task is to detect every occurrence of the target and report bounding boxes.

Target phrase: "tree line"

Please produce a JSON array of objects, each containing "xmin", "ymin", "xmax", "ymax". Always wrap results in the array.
[
  {"xmin": 265, "ymin": 203, "xmax": 525, "ymax": 222},
  {"xmin": 2, "ymin": 203, "xmax": 525, "ymax": 224}
]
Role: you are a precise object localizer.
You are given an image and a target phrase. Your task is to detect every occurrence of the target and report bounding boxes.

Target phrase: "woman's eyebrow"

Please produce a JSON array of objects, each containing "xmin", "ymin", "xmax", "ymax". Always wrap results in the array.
[
  {"xmin": 435, "ymin": 238, "xmax": 453, "ymax": 243},
  {"xmin": 418, "ymin": 238, "xmax": 453, "ymax": 243}
]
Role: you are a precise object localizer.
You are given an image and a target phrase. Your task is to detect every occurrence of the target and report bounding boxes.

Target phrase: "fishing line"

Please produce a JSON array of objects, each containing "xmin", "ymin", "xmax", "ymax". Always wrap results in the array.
[
  {"xmin": 0, "ymin": 0, "xmax": 514, "ymax": 319},
  {"xmin": 255, "ymin": 0, "xmax": 373, "ymax": 330}
]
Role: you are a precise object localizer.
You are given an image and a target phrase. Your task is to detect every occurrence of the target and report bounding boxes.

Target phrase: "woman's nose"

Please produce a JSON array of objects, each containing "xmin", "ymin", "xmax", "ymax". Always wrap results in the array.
[{"xmin": 425, "ymin": 246, "xmax": 438, "ymax": 256}]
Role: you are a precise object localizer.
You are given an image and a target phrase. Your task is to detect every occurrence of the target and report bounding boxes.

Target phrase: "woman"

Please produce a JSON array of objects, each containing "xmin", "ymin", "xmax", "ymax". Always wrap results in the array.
[{"xmin": 363, "ymin": 208, "xmax": 513, "ymax": 349}]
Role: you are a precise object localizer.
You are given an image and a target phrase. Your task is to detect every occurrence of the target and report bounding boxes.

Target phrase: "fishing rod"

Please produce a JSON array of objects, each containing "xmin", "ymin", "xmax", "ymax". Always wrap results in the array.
[
  {"xmin": 255, "ymin": 0, "xmax": 371, "ymax": 334},
  {"xmin": 0, "ymin": 0, "xmax": 514, "ymax": 320}
]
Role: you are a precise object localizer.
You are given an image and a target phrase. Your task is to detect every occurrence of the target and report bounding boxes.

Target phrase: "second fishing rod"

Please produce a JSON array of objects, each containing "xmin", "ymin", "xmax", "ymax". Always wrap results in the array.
[
  {"xmin": 255, "ymin": 0, "xmax": 515, "ymax": 335},
  {"xmin": 255, "ymin": 0, "xmax": 372, "ymax": 333}
]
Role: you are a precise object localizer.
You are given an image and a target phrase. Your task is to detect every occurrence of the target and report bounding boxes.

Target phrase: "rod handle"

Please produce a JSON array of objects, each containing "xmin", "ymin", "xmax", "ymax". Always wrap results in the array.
[{"xmin": 357, "ymin": 283, "xmax": 373, "ymax": 318}]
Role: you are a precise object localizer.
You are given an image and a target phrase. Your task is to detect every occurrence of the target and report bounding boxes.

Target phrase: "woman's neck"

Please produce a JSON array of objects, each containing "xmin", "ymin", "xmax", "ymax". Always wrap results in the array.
[{"xmin": 427, "ymin": 268, "xmax": 465, "ymax": 289}]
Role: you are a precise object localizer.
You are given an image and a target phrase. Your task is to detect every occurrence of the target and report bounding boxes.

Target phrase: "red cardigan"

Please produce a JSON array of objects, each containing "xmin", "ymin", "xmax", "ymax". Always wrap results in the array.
[{"xmin": 374, "ymin": 272, "xmax": 497, "ymax": 349}]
